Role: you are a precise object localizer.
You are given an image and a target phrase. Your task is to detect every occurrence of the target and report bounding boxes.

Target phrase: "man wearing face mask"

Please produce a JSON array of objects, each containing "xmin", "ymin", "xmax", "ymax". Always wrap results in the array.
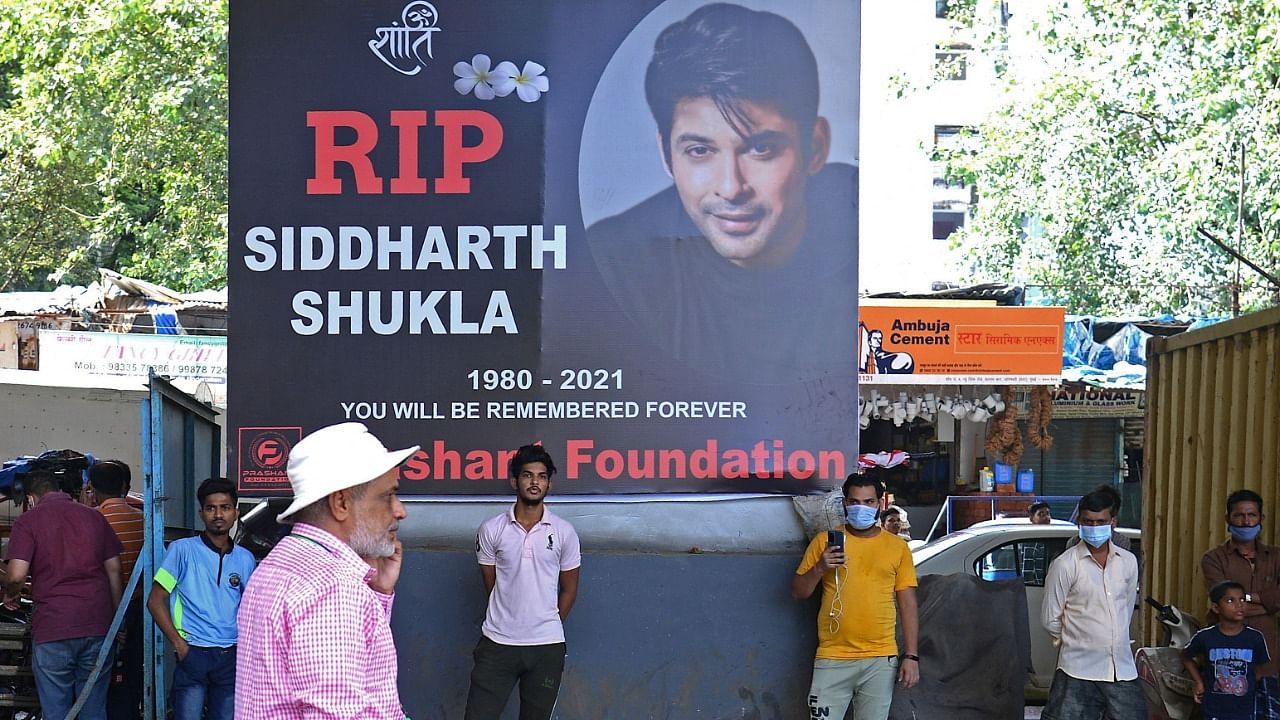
[
  {"xmin": 1041, "ymin": 489, "xmax": 1144, "ymax": 719},
  {"xmin": 792, "ymin": 473, "xmax": 919, "ymax": 720},
  {"xmin": 1201, "ymin": 489, "xmax": 1280, "ymax": 719},
  {"xmin": 1064, "ymin": 484, "xmax": 1131, "ymax": 552}
]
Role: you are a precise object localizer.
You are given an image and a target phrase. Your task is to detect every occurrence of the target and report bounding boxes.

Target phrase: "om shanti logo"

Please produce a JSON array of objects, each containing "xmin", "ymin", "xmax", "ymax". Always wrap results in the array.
[{"xmin": 369, "ymin": 1, "xmax": 441, "ymax": 76}]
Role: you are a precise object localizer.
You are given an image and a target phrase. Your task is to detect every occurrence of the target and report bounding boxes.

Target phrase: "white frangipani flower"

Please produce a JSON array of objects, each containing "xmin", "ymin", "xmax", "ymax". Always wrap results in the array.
[
  {"xmin": 453, "ymin": 54, "xmax": 497, "ymax": 100},
  {"xmin": 493, "ymin": 60, "xmax": 549, "ymax": 103}
]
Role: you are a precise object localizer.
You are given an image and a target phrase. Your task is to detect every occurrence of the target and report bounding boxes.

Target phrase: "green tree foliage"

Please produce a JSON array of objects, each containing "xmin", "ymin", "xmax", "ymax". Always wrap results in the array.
[
  {"xmin": 941, "ymin": 0, "xmax": 1280, "ymax": 315},
  {"xmin": 0, "ymin": 0, "xmax": 227, "ymax": 292}
]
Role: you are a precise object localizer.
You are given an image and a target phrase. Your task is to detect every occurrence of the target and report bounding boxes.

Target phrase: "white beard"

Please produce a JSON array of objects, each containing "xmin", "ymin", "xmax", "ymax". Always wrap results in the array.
[{"xmin": 349, "ymin": 515, "xmax": 396, "ymax": 558}]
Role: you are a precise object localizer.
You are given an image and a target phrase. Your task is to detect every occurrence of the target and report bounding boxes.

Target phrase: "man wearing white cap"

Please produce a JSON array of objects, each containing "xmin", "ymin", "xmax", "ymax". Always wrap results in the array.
[{"xmin": 234, "ymin": 422, "xmax": 417, "ymax": 720}]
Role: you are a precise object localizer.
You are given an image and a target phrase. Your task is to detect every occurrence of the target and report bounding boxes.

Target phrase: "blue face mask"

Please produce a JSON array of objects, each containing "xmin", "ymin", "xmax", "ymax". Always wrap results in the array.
[
  {"xmin": 1229, "ymin": 524, "xmax": 1262, "ymax": 543},
  {"xmin": 847, "ymin": 504, "xmax": 879, "ymax": 530},
  {"xmin": 1078, "ymin": 524, "xmax": 1112, "ymax": 548}
]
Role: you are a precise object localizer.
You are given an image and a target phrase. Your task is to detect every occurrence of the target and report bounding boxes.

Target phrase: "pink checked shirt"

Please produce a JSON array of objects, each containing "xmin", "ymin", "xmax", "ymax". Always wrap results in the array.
[{"xmin": 234, "ymin": 523, "xmax": 404, "ymax": 720}]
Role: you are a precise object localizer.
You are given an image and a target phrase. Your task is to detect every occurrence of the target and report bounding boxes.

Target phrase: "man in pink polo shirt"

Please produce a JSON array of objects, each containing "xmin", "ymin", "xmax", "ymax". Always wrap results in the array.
[{"xmin": 464, "ymin": 444, "xmax": 581, "ymax": 720}]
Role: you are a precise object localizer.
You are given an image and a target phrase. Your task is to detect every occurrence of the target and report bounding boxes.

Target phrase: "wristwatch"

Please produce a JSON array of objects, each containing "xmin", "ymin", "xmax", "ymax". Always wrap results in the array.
[{"xmin": 903, "ymin": 654, "xmax": 920, "ymax": 662}]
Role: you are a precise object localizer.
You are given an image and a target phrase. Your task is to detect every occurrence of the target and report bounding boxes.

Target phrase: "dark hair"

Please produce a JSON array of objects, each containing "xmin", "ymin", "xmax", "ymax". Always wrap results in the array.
[
  {"xmin": 23, "ymin": 470, "xmax": 59, "ymax": 498},
  {"xmin": 1209, "ymin": 580, "xmax": 1246, "ymax": 604},
  {"xmin": 1088, "ymin": 484, "xmax": 1121, "ymax": 513},
  {"xmin": 89, "ymin": 460, "xmax": 131, "ymax": 497},
  {"xmin": 1028, "ymin": 501, "xmax": 1051, "ymax": 515},
  {"xmin": 1226, "ymin": 489, "xmax": 1264, "ymax": 516},
  {"xmin": 842, "ymin": 472, "xmax": 885, "ymax": 500},
  {"xmin": 882, "ymin": 507, "xmax": 901, "ymax": 519},
  {"xmin": 197, "ymin": 477, "xmax": 237, "ymax": 506},
  {"xmin": 509, "ymin": 444, "xmax": 557, "ymax": 480},
  {"xmin": 645, "ymin": 3, "xmax": 820, "ymax": 161},
  {"xmin": 1078, "ymin": 489, "xmax": 1116, "ymax": 518}
]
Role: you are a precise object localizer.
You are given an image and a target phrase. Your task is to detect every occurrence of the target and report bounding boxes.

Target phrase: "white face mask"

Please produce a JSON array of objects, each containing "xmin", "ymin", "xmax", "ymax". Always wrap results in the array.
[
  {"xmin": 846, "ymin": 504, "xmax": 878, "ymax": 530},
  {"xmin": 1078, "ymin": 524, "xmax": 1112, "ymax": 548}
]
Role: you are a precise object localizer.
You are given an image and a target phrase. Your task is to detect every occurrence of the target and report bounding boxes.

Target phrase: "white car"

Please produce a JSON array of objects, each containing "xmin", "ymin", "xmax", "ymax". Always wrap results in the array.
[{"xmin": 912, "ymin": 523, "xmax": 1142, "ymax": 698}]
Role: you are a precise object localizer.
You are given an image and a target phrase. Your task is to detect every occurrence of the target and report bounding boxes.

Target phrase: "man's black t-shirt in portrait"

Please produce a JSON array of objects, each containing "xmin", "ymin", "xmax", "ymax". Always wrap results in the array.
[{"xmin": 587, "ymin": 163, "xmax": 857, "ymax": 385}]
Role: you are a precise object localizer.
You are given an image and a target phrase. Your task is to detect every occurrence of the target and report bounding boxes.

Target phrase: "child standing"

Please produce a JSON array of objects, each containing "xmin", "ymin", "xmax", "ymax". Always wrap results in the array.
[{"xmin": 1183, "ymin": 580, "xmax": 1272, "ymax": 720}]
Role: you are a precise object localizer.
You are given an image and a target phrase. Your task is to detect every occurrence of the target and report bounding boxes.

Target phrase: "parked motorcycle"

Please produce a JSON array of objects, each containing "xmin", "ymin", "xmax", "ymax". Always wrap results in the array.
[{"xmin": 1136, "ymin": 596, "xmax": 1202, "ymax": 720}]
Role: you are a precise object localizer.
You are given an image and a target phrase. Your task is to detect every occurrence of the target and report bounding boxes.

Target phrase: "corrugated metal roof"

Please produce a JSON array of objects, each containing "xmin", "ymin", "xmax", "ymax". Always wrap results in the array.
[
  {"xmin": 0, "ymin": 286, "xmax": 95, "ymax": 316},
  {"xmin": 867, "ymin": 283, "xmax": 1026, "ymax": 306},
  {"xmin": 0, "ymin": 270, "xmax": 227, "ymax": 319}
]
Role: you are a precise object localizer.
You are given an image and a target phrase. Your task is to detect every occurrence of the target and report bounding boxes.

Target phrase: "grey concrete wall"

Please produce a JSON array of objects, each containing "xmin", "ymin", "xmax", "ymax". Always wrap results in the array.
[{"xmin": 392, "ymin": 497, "xmax": 823, "ymax": 720}]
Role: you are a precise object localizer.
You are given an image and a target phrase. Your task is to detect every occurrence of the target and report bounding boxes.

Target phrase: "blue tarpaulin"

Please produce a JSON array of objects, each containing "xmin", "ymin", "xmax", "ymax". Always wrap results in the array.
[
  {"xmin": 0, "ymin": 450, "xmax": 97, "ymax": 495},
  {"xmin": 1061, "ymin": 315, "xmax": 1226, "ymax": 389}
]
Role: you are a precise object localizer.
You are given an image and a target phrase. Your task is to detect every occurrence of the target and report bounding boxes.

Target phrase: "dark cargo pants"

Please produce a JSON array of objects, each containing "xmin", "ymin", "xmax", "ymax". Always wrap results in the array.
[{"xmin": 464, "ymin": 636, "xmax": 566, "ymax": 720}]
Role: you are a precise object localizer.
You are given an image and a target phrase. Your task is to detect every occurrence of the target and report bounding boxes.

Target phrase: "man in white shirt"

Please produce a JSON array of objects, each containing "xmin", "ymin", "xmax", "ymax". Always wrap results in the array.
[
  {"xmin": 464, "ymin": 444, "xmax": 581, "ymax": 720},
  {"xmin": 1041, "ymin": 488, "xmax": 1145, "ymax": 719}
]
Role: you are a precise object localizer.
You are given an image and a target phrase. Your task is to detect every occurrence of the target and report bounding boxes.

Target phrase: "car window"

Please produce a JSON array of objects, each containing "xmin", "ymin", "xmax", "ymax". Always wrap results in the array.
[
  {"xmin": 974, "ymin": 537, "xmax": 1069, "ymax": 587},
  {"xmin": 977, "ymin": 543, "xmax": 1020, "ymax": 582}
]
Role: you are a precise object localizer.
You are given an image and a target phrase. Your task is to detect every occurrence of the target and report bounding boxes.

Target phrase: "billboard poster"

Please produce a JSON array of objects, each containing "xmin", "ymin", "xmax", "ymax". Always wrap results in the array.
[
  {"xmin": 37, "ymin": 330, "xmax": 228, "ymax": 386},
  {"xmin": 858, "ymin": 305, "xmax": 1066, "ymax": 385},
  {"xmin": 229, "ymin": 0, "xmax": 860, "ymax": 494}
]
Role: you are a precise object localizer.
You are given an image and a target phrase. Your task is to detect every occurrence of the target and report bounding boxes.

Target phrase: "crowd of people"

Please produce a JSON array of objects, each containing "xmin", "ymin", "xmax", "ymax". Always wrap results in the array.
[
  {"xmin": 2, "ymin": 424, "xmax": 1273, "ymax": 720},
  {"xmin": 792, "ymin": 480, "xmax": 1276, "ymax": 720},
  {"xmin": 1034, "ymin": 486, "xmax": 1274, "ymax": 720},
  {"xmin": 0, "ymin": 423, "xmax": 581, "ymax": 720}
]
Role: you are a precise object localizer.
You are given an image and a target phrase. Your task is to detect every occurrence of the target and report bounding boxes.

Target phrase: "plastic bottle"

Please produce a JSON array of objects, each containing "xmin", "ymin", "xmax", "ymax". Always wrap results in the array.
[{"xmin": 979, "ymin": 466, "xmax": 994, "ymax": 492}]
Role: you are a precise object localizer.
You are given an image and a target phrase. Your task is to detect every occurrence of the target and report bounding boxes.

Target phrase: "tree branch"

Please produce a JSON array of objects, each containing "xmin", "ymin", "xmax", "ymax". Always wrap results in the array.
[
  {"xmin": 1105, "ymin": 106, "xmax": 1170, "ymax": 150},
  {"xmin": 1196, "ymin": 226, "xmax": 1280, "ymax": 288}
]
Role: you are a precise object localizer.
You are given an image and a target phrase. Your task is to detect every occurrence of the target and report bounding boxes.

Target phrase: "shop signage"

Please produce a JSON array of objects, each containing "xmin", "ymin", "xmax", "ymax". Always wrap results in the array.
[
  {"xmin": 1050, "ymin": 387, "xmax": 1144, "ymax": 418},
  {"xmin": 859, "ymin": 305, "xmax": 1065, "ymax": 385},
  {"xmin": 36, "ymin": 330, "xmax": 227, "ymax": 387},
  {"xmin": 228, "ymin": 0, "xmax": 861, "ymax": 494},
  {"xmin": 0, "ymin": 318, "xmax": 71, "ymax": 370}
]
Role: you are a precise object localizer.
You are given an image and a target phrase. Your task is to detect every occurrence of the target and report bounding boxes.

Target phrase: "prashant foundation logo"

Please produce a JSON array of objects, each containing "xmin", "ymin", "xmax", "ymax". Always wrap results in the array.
[{"xmin": 238, "ymin": 427, "xmax": 302, "ymax": 491}]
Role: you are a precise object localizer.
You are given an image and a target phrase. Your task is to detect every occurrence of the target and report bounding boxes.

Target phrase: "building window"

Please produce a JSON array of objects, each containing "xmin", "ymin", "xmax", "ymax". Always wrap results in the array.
[
  {"xmin": 935, "ymin": 44, "xmax": 970, "ymax": 81},
  {"xmin": 933, "ymin": 211, "xmax": 966, "ymax": 240},
  {"xmin": 934, "ymin": 125, "xmax": 969, "ymax": 151},
  {"xmin": 932, "ymin": 126, "xmax": 976, "ymax": 191}
]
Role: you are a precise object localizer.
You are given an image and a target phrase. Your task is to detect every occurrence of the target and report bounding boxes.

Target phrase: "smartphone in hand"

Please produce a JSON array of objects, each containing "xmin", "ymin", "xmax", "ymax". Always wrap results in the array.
[{"xmin": 826, "ymin": 529, "xmax": 846, "ymax": 569}]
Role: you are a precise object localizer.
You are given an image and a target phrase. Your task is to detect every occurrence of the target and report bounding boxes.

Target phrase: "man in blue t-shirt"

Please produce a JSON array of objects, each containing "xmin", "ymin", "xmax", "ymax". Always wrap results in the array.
[
  {"xmin": 147, "ymin": 478, "xmax": 256, "ymax": 720},
  {"xmin": 1184, "ymin": 580, "xmax": 1273, "ymax": 720}
]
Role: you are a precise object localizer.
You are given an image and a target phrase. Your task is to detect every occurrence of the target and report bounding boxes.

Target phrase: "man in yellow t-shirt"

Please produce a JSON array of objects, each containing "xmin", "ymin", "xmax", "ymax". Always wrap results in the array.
[{"xmin": 792, "ymin": 473, "xmax": 919, "ymax": 720}]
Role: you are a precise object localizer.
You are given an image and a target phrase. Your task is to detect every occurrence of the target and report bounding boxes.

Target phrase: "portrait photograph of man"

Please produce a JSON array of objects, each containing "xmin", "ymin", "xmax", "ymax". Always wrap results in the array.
[{"xmin": 579, "ymin": 1, "xmax": 858, "ymax": 385}]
